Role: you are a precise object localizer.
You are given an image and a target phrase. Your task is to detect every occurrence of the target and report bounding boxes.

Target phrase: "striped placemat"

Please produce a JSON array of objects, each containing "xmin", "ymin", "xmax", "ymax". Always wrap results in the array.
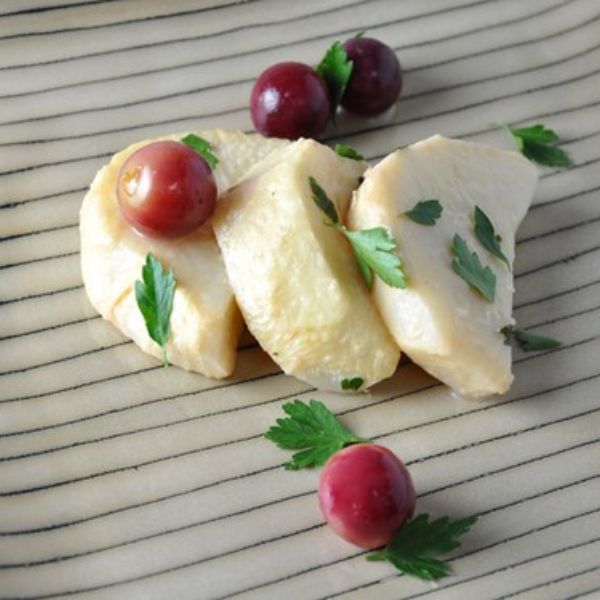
[{"xmin": 1, "ymin": 0, "xmax": 599, "ymax": 598}]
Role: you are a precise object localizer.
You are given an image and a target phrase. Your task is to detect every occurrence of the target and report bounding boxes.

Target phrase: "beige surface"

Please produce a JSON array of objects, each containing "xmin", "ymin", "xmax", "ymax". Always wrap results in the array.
[{"xmin": 1, "ymin": 0, "xmax": 600, "ymax": 598}]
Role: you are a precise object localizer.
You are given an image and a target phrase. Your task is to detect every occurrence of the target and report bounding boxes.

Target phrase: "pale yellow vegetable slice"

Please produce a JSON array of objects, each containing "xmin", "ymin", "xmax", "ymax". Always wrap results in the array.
[
  {"xmin": 80, "ymin": 129, "xmax": 288, "ymax": 378},
  {"xmin": 213, "ymin": 139, "xmax": 400, "ymax": 392},
  {"xmin": 348, "ymin": 135, "xmax": 538, "ymax": 397}
]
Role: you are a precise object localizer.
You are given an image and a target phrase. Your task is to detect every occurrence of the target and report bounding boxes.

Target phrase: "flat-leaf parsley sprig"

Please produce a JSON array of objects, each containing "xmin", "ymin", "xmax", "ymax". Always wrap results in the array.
[
  {"xmin": 316, "ymin": 41, "xmax": 353, "ymax": 117},
  {"xmin": 181, "ymin": 133, "xmax": 219, "ymax": 169},
  {"xmin": 473, "ymin": 206, "xmax": 510, "ymax": 269},
  {"xmin": 404, "ymin": 199, "xmax": 443, "ymax": 225},
  {"xmin": 505, "ymin": 123, "xmax": 572, "ymax": 168},
  {"xmin": 451, "ymin": 234, "xmax": 496, "ymax": 302},
  {"xmin": 501, "ymin": 325, "xmax": 561, "ymax": 351},
  {"xmin": 309, "ymin": 176, "xmax": 406, "ymax": 290},
  {"xmin": 135, "ymin": 252, "xmax": 176, "ymax": 366},
  {"xmin": 367, "ymin": 514, "xmax": 478, "ymax": 581},
  {"xmin": 334, "ymin": 143, "xmax": 364, "ymax": 161},
  {"xmin": 264, "ymin": 399, "xmax": 367, "ymax": 470}
]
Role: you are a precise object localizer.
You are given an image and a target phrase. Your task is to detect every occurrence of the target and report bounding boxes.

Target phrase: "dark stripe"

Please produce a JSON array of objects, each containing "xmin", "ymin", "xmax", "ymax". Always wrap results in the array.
[
  {"xmin": 0, "ymin": 222, "xmax": 77, "ymax": 242},
  {"xmin": 515, "ymin": 278, "xmax": 600, "ymax": 310},
  {"xmin": 518, "ymin": 214, "xmax": 600, "ymax": 245},
  {"xmin": 569, "ymin": 585, "xmax": 600, "ymax": 600},
  {"xmin": 0, "ymin": 0, "xmax": 254, "ymax": 42},
  {"xmin": 0, "ymin": 315, "xmax": 99, "ymax": 341},
  {"xmin": 0, "ymin": 152, "xmax": 111, "ymax": 178},
  {"xmin": 518, "ymin": 243, "xmax": 600, "ymax": 278},
  {"xmin": 0, "ymin": 186, "xmax": 86, "ymax": 211},
  {"xmin": 540, "ymin": 153, "xmax": 600, "ymax": 179},
  {"xmin": 0, "ymin": 0, "xmax": 123, "ymax": 18},
  {"xmin": 0, "ymin": 358, "xmax": 280, "ymax": 404},
  {"xmin": 0, "ymin": 284, "xmax": 83, "ymax": 305},
  {"xmin": 0, "ymin": 250, "xmax": 79, "ymax": 270},
  {"xmin": 496, "ymin": 563, "xmax": 600, "ymax": 599},
  {"xmin": 0, "ymin": 341, "xmax": 130, "ymax": 376},
  {"xmin": 418, "ymin": 437, "xmax": 600, "ymax": 498},
  {"xmin": 530, "ymin": 182, "xmax": 600, "ymax": 212},
  {"xmin": 0, "ymin": 337, "xmax": 260, "ymax": 377}
]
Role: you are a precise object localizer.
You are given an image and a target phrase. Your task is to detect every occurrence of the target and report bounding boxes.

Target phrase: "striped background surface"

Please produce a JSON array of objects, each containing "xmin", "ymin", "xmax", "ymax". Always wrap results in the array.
[{"xmin": 1, "ymin": 0, "xmax": 600, "ymax": 598}]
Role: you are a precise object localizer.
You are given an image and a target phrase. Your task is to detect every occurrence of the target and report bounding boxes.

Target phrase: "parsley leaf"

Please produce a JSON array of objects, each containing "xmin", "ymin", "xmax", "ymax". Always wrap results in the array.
[
  {"xmin": 474, "ymin": 206, "xmax": 509, "ymax": 269},
  {"xmin": 310, "ymin": 177, "xmax": 406, "ymax": 290},
  {"xmin": 309, "ymin": 176, "xmax": 339, "ymax": 224},
  {"xmin": 135, "ymin": 253, "xmax": 176, "ymax": 366},
  {"xmin": 264, "ymin": 399, "xmax": 367, "ymax": 470},
  {"xmin": 343, "ymin": 227, "xmax": 407, "ymax": 290},
  {"xmin": 506, "ymin": 124, "xmax": 572, "ymax": 167},
  {"xmin": 181, "ymin": 133, "xmax": 219, "ymax": 169},
  {"xmin": 367, "ymin": 514, "xmax": 478, "ymax": 581},
  {"xmin": 501, "ymin": 325, "xmax": 561, "ymax": 351},
  {"xmin": 341, "ymin": 377, "xmax": 364, "ymax": 391},
  {"xmin": 316, "ymin": 41, "xmax": 353, "ymax": 117},
  {"xmin": 334, "ymin": 144, "xmax": 364, "ymax": 161},
  {"xmin": 451, "ymin": 234, "xmax": 496, "ymax": 302},
  {"xmin": 404, "ymin": 199, "xmax": 443, "ymax": 225}
]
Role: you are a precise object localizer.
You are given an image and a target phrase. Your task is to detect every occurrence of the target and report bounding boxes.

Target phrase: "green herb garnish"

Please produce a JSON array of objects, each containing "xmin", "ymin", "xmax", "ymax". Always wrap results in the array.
[
  {"xmin": 135, "ymin": 253, "xmax": 176, "ymax": 366},
  {"xmin": 316, "ymin": 41, "xmax": 353, "ymax": 117},
  {"xmin": 404, "ymin": 199, "xmax": 443, "ymax": 225},
  {"xmin": 506, "ymin": 124, "xmax": 571, "ymax": 167},
  {"xmin": 501, "ymin": 325, "xmax": 561, "ymax": 351},
  {"xmin": 451, "ymin": 234, "xmax": 496, "ymax": 302},
  {"xmin": 264, "ymin": 399, "xmax": 366, "ymax": 470},
  {"xmin": 474, "ymin": 206, "xmax": 509, "ymax": 269},
  {"xmin": 310, "ymin": 176, "xmax": 340, "ymax": 224},
  {"xmin": 334, "ymin": 144, "xmax": 364, "ymax": 161},
  {"xmin": 367, "ymin": 514, "xmax": 478, "ymax": 581},
  {"xmin": 341, "ymin": 377, "xmax": 364, "ymax": 391},
  {"xmin": 181, "ymin": 133, "xmax": 219, "ymax": 169},
  {"xmin": 309, "ymin": 177, "xmax": 406, "ymax": 290}
]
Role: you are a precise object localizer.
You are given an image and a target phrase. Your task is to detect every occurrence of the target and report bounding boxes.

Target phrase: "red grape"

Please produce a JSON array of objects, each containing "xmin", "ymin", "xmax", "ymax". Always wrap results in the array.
[
  {"xmin": 341, "ymin": 37, "xmax": 402, "ymax": 116},
  {"xmin": 117, "ymin": 141, "xmax": 217, "ymax": 238},
  {"xmin": 250, "ymin": 61, "xmax": 331, "ymax": 139},
  {"xmin": 318, "ymin": 443, "xmax": 415, "ymax": 549}
]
